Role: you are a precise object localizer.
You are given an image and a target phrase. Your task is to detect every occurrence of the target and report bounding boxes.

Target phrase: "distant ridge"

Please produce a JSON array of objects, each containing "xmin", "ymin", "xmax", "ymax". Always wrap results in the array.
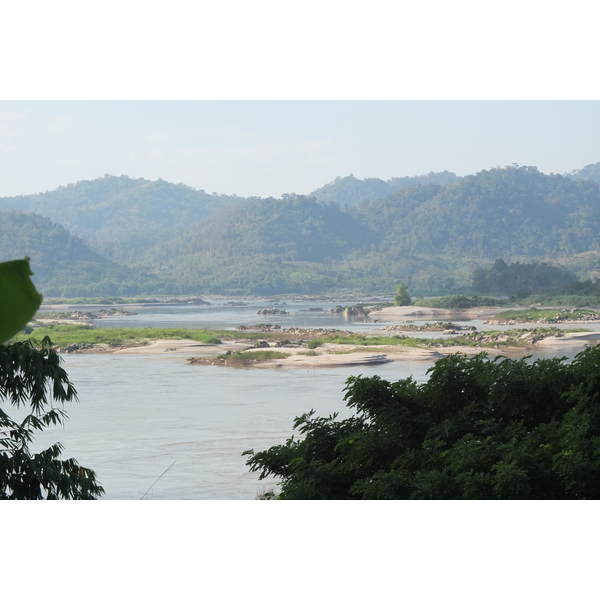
[
  {"xmin": 0, "ymin": 210, "xmax": 156, "ymax": 297},
  {"xmin": 0, "ymin": 175, "xmax": 242, "ymax": 264},
  {"xmin": 308, "ymin": 171, "xmax": 460, "ymax": 206},
  {"xmin": 3, "ymin": 162, "xmax": 600, "ymax": 296}
]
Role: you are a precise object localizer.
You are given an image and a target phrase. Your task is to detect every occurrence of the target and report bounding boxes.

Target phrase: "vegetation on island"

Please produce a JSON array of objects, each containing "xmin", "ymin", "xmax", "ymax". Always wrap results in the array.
[
  {"xmin": 13, "ymin": 324, "xmax": 222, "ymax": 348},
  {"xmin": 412, "ymin": 295, "xmax": 512, "ymax": 309},
  {"xmin": 393, "ymin": 282, "xmax": 412, "ymax": 306},
  {"xmin": 245, "ymin": 345, "xmax": 600, "ymax": 499}
]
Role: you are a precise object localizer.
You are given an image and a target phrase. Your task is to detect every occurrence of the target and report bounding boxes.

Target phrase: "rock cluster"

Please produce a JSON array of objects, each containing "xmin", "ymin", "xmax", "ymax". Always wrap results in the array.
[
  {"xmin": 330, "ymin": 305, "xmax": 369, "ymax": 317},
  {"xmin": 379, "ymin": 321, "xmax": 477, "ymax": 333},
  {"xmin": 256, "ymin": 308, "xmax": 288, "ymax": 315}
]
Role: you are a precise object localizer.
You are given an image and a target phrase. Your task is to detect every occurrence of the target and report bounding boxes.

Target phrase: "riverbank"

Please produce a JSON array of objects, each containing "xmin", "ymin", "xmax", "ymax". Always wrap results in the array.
[
  {"xmin": 25, "ymin": 305, "xmax": 600, "ymax": 367},
  {"xmin": 78, "ymin": 331, "xmax": 599, "ymax": 368}
]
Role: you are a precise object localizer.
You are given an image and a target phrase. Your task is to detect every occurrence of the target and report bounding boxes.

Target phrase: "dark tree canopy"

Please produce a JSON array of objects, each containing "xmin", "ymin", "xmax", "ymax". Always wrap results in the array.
[
  {"xmin": 471, "ymin": 258, "xmax": 577, "ymax": 295},
  {"xmin": 245, "ymin": 346, "xmax": 600, "ymax": 499},
  {"xmin": 0, "ymin": 338, "xmax": 104, "ymax": 499}
]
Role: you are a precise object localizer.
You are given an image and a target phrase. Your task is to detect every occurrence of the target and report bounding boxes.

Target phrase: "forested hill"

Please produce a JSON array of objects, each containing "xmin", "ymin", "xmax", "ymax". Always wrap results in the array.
[
  {"xmin": 164, "ymin": 195, "xmax": 375, "ymax": 263},
  {"xmin": 166, "ymin": 166, "xmax": 600, "ymax": 264},
  {"xmin": 566, "ymin": 161, "xmax": 600, "ymax": 184},
  {"xmin": 154, "ymin": 166, "xmax": 600, "ymax": 294},
  {"xmin": 360, "ymin": 165, "xmax": 600, "ymax": 259},
  {"xmin": 0, "ymin": 175, "xmax": 242, "ymax": 264},
  {"xmin": 308, "ymin": 171, "xmax": 460, "ymax": 206},
  {"xmin": 0, "ymin": 211, "xmax": 158, "ymax": 297},
  {"xmin": 5, "ymin": 163, "xmax": 600, "ymax": 297}
]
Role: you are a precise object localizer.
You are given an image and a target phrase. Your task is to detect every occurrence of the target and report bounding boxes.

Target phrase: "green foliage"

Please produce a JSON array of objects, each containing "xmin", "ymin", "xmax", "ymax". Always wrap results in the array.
[
  {"xmin": 414, "ymin": 294, "xmax": 510, "ymax": 309},
  {"xmin": 228, "ymin": 350, "xmax": 290, "ymax": 362},
  {"xmin": 562, "ymin": 278, "xmax": 600, "ymax": 297},
  {"xmin": 567, "ymin": 161, "xmax": 600, "ymax": 184},
  {"xmin": 0, "ymin": 259, "xmax": 42, "ymax": 343},
  {"xmin": 524, "ymin": 294, "xmax": 600, "ymax": 307},
  {"xmin": 0, "ymin": 175, "xmax": 242, "ymax": 264},
  {"xmin": 309, "ymin": 172, "xmax": 460, "ymax": 206},
  {"xmin": 306, "ymin": 340, "xmax": 324, "ymax": 349},
  {"xmin": 44, "ymin": 297, "xmax": 129, "ymax": 305},
  {"xmin": 5, "ymin": 166, "xmax": 600, "ymax": 297},
  {"xmin": 0, "ymin": 210, "xmax": 162, "ymax": 297},
  {"xmin": 170, "ymin": 194, "xmax": 374, "ymax": 264},
  {"xmin": 471, "ymin": 258, "xmax": 577, "ymax": 295},
  {"xmin": 321, "ymin": 333, "xmax": 416, "ymax": 346},
  {"xmin": 394, "ymin": 282, "xmax": 412, "ymax": 306},
  {"xmin": 0, "ymin": 338, "xmax": 104, "ymax": 499},
  {"xmin": 15, "ymin": 324, "xmax": 222, "ymax": 347},
  {"xmin": 245, "ymin": 346, "xmax": 600, "ymax": 499}
]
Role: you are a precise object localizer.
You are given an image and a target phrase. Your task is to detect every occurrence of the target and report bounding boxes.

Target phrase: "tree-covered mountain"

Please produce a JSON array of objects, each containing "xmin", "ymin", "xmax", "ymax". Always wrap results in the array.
[
  {"xmin": 566, "ymin": 161, "xmax": 600, "ymax": 184},
  {"xmin": 0, "ymin": 175, "xmax": 242, "ymax": 265},
  {"xmin": 361, "ymin": 165, "xmax": 600, "ymax": 260},
  {"xmin": 141, "ymin": 165, "xmax": 600, "ymax": 294},
  {"xmin": 308, "ymin": 171, "xmax": 460, "ymax": 206},
  {"xmin": 0, "ymin": 210, "xmax": 161, "ymax": 297},
  {"xmin": 166, "ymin": 194, "xmax": 375, "ymax": 262},
  {"xmin": 4, "ymin": 163, "xmax": 600, "ymax": 297}
]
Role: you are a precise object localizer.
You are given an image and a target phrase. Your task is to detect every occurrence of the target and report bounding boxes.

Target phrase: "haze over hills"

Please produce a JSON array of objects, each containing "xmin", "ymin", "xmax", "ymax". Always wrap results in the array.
[
  {"xmin": 0, "ymin": 175, "xmax": 243, "ymax": 265},
  {"xmin": 0, "ymin": 211, "xmax": 159, "ymax": 296},
  {"xmin": 308, "ymin": 171, "xmax": 461, "ymax": 206},
  {"xmin": 3, "ymin": 161, "xmax": 600, "ymax": 297}
]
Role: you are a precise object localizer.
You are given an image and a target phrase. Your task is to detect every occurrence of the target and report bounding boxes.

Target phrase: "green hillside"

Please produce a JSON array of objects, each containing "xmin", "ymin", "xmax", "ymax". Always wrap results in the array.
[
  {"xmin": 0, "ymin": 175, "xmax": 242, "ymax": 264},
  {"xmin": 0, "ymin": 210, "xmax": 162, "ymax": 297},
  {"xmin": 156, "ymin": 166, "xmax": 600, "ymax": 294},
  {"xmin": 566, "ymin": 161, "xmax": 600, "ymax": 184},
  {"xmin": 4, "ymin": 163, "xmax": 600, "ymax": 297},
  {"xmin": 309, "ymin": 171, "xmax": 460, "ymax": 206},
  {"xmin": 363, "ymin": 166, "xmax": 600, "ymax": 259}
]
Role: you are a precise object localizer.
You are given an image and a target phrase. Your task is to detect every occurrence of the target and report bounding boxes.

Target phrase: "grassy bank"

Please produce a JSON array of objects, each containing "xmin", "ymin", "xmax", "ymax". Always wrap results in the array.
[
  {"xmin": 412, "ymin": 295, "xmax": 511, "ymax": 309},
  {"xmin": 14, "ymin": 324, "xmax": 222, "ymax": 347}
]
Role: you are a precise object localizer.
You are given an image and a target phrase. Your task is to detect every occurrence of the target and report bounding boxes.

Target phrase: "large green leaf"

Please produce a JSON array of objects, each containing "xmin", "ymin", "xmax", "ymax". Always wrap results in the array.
[{"xmin": 0, "ymin": 259, "xmax": 42, "ymax": 343}]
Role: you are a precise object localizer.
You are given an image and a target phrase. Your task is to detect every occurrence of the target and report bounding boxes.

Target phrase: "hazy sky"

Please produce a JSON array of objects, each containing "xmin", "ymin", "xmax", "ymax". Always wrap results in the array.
[
  {"xmin": 1, "ymin": 101, "xmax": 600, "ymax": 198},
  {"xmin": 2, "ymin": 3, "xmax": 599, "ymax": 198}
]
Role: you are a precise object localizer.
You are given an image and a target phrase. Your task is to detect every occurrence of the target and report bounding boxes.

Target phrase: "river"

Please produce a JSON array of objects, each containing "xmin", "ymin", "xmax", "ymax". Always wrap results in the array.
[{"xmin": 25, "ymin": 299, "xmax": 600, "ymax": 499}]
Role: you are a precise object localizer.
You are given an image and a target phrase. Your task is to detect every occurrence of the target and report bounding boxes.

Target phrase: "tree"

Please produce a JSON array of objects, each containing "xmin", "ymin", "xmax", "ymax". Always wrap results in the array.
[
  {"xmin": 244, "ymin": 347, "xmax": 600, "ymax": 499},
  {"xmin": 394, "ymin": 282, "xmax": 412, "ymax": 306},
  {"xmin": 0, "ymin": 338, "xmax": 105, "ymax": 499},
  {"xmin": 0, "ymin": 258, "xmax": 104, "ymax": 499}
]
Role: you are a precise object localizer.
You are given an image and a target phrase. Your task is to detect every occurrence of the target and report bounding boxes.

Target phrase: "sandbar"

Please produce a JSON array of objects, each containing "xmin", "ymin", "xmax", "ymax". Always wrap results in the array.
[{"xmin": 371, "ymin": 306, "xmax": 506, "ymax": 321}]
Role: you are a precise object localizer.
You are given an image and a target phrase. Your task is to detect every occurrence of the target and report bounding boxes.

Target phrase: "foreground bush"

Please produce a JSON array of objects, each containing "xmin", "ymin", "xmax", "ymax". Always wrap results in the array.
[{"xmin": 245, "ymin": 345, "xmax": 600, "ymax": 499}]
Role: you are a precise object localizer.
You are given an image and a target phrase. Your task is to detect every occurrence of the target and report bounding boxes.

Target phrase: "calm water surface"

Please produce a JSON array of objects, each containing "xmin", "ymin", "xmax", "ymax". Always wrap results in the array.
[{"xmin": 27, "ymin": 301, "xmax": 600, "ymax": 499}]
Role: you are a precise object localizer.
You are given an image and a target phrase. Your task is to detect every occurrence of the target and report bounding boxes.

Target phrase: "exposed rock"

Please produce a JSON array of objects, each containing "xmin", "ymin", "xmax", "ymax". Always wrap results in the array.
[{"xmin": 257, "ymin": 308, "xmax": 287, "ymax": 315}]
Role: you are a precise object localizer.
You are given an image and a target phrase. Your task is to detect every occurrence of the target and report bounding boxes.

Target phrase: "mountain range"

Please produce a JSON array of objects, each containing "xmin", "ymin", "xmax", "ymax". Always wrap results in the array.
[{"xmin": 2, "ymin": 162, "xmax": 600, "ymax": 297}]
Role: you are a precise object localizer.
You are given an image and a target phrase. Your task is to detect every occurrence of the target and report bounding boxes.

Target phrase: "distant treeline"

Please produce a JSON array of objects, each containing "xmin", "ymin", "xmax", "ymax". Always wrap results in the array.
[{"xmin": 471, "ymin": 258, "xmax": 577, "ymax": 297}]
